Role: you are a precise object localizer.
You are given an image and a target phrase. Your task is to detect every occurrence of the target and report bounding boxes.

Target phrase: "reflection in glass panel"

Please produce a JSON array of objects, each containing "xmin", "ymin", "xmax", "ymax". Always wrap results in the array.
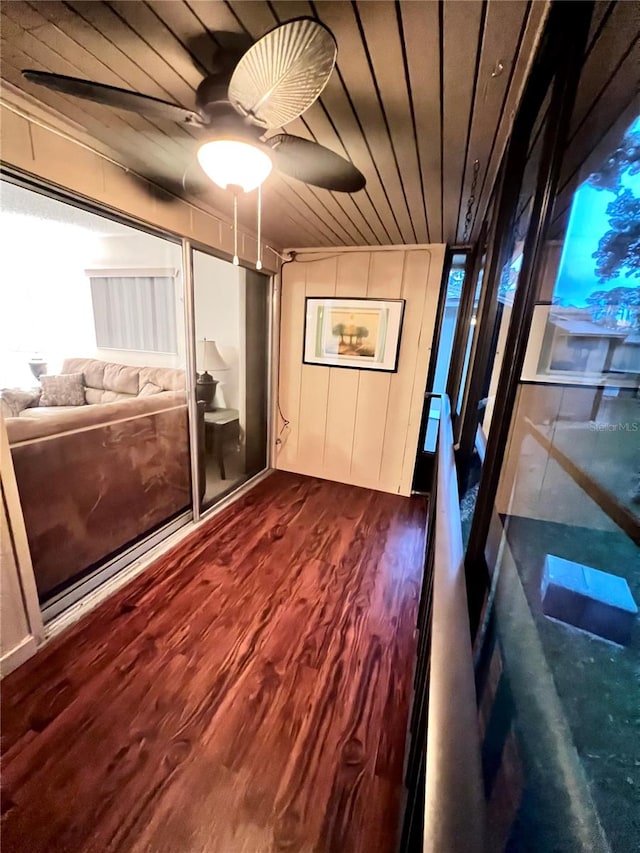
[
  {"xmin": 459, "ymin": 95, "xmax": 552, "ymax": 543},
  {"xmin": 433, "ymin": 255, "xmax": 467, "ymax": 395},
  {"xmin": 481, "ymin": 92, "xmax": 552, "ymax": 437},
  {"xmin": 0, "ymin": 181, "xmax": 191, "ymax": 611},
  {"xmin": 192, "ymin": 251, "xmax": 269, "ymax": 511},
  {"xmin": 456, "ymin": 269, "xmax": 483, "ymax": 416},
  {"xmin": 423, "ymin": 254, "xmax": 466, "ymax": 452},
  {"xmin": 485, "ymin": 107, "xmax": 639, "ymax": 852}
]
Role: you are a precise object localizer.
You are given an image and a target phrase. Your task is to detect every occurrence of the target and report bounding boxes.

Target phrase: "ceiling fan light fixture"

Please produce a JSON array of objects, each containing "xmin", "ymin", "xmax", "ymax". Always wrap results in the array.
[{"xmin": 197, "ymin": 139, "xmax": 272, "ymax": 192}]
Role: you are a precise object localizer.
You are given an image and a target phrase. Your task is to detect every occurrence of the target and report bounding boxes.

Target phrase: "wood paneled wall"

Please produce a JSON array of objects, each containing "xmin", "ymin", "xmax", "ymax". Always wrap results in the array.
[
  {"xmin": 0, "ymin": 103, "xmax": 280, "ymax": 271},
  {"xmin": 1, "ymin": 421, "xmax": 43, "ymax": 677},
  {"xmin": 276, "ymin": 245, "xmax": 445, "ymax": 496}
]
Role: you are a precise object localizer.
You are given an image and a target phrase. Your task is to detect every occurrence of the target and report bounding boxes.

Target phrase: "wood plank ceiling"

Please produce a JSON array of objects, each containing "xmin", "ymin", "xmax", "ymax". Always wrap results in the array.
[{"xmin": 0, "ymin": 1, "xmax": 548, "ymax": 249}]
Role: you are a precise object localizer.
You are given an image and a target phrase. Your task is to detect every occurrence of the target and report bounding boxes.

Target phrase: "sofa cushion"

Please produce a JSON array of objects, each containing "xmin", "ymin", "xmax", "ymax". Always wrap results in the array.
[
  {"xmin": 40, "ymin": 373, "xmax": 85, "ymax": 407},
  {"xmin": 62, "ymin": 358, "xmax": 106, "ymax": 390},
  {"xmin": 139, "ymin": 366, "xmax": 185, "ymax": 392},
  {"xmin": 85, "ymin": 389, "xmax": 138, "ymax": 405},
  {"xmin": 59, "ymin": 357, "xmax": 186, "ymax": 397},
  {"xmin": 103, "ymin": 363, "xmax": 140, "ymax": 395}
]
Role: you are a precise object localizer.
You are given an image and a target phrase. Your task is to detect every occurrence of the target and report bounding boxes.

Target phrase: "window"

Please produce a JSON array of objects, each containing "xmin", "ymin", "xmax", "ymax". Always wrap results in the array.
[
  {"xmin": 89, "ymin": 271, "xmax": 178, "ymax": 353},
  {"xmin": 468, "ymin": 5, "xmax": 640, "ymax": 847}
]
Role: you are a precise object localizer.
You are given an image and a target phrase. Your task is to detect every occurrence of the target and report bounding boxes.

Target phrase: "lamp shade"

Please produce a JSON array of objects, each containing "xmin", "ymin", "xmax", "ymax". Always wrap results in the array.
[
  {"xmin": 197, "ymin": 139, "xmax": 273, "ymax": 192},
  {"xmin": 198, "ymin": 339, "xmax": 228, "ymax": 372}
]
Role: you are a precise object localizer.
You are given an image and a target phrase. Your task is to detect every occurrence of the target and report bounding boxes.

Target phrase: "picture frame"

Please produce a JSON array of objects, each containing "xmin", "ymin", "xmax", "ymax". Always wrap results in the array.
[{"xmin": 303, "ymin": 297, "xmax": 406, "ymax": 372}]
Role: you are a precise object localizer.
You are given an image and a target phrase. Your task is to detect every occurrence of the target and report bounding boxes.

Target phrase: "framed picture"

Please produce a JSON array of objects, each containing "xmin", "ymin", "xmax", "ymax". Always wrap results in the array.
[{"xmin": 303, "ymin": 297, "xmax": 405, "ymax": 372}]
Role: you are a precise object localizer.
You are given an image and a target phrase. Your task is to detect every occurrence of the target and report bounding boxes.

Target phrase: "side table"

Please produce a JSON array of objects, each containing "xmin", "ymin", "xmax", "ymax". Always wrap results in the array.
[{"xmin": 204, "ymin": 408, "xmax": 239, "ymax": 480}]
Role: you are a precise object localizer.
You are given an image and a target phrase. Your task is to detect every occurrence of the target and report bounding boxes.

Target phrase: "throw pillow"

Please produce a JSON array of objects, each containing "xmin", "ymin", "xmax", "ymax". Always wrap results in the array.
[
  {"xmin": 40, "ymin": 373, "xmax": 86, "ymax": 407},
  {"xmin": 139, "ymin": 382, "xmax": 163, "ymax": 397},
  {"xmin": 0, "ymin": 388, "xmax": 41, "ymax": 418}
]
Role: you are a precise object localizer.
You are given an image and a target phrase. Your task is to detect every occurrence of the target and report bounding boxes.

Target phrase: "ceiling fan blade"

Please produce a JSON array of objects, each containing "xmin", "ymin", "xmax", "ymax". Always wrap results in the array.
[
  {"xmin": 267, "ymin": 135, "xmax": 366, "ymax": 193},
  {"xmin": 22, "ymin": 70, "xmax": 201, "ymax": 125},
  {"xmin": 228, "ymin": 18, "xmax": 336, "ymax": 129}
]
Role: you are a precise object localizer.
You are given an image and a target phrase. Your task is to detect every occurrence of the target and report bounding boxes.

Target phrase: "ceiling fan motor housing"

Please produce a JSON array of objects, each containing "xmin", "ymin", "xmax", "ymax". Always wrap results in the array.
[{"xmin": 195, "ymin": 74, "xmax": 234, "ymax": 117}]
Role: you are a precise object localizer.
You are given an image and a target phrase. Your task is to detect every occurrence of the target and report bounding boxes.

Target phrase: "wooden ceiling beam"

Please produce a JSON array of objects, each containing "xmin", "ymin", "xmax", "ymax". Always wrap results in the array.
[
  {"xmin": 454, "ymin": 0, "xmax": 530, "ymax": 243},
  {"xmin": 355, "ymin": 0, "xmax": 429, "ymax": 243},
  {"xmin": 398, "ymin": 0, "xmax": 443, "ymax": 243}
]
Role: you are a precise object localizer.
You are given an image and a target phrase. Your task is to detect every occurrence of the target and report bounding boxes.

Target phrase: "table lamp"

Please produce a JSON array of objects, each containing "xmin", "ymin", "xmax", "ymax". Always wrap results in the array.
[{"xmin": 196, "ymin": 339, "xmax": 228, "ymax": 411}]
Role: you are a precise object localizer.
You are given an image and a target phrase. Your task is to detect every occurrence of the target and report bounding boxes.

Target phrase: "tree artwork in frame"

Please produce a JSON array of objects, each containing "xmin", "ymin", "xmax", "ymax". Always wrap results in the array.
[{"xmin": 303, "ymin": 297, "xmax": 406, "ymax": 372}]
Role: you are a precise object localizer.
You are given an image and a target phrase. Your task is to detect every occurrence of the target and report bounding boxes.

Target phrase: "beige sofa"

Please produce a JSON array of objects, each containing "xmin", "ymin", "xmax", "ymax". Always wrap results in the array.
[{"xmin": 4, "ymin": 358, "xmax": 199, "ymax": 600}]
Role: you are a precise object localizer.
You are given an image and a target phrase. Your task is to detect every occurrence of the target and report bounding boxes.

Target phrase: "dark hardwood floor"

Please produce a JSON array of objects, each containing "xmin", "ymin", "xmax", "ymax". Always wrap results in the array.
[{"xmin": 1, "ymin": 471, "xmax": 426, "ymax": 853}]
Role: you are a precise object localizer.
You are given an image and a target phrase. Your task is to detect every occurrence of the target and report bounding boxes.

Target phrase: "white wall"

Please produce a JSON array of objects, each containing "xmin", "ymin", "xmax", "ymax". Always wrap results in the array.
[
  {"xmin": 277, "ymin": 245, "xmax": 446, "ymax": 496},
  {"xmin": 193, "ymin": 251, "xmax": 244, "ymax": 415},
  {"xmin": 0, "ymin": 214, "xmax": 100, "ymax": 386},
  {"xmin": 0, "ymin": 215, "xmax": 187, "ymax": 385}
]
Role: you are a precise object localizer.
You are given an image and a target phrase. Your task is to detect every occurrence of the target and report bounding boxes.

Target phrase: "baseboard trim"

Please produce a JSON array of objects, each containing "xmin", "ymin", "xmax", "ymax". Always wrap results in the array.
[{"xmin": 1, "ymin": 634, "xmax": 37, "ymax": 678}]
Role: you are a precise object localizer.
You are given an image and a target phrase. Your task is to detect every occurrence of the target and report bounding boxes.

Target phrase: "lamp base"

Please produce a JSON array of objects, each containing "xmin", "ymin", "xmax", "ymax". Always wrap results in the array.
[
  {"xmin": 29, "ymin": 358, "xmax": 47, "ymax": 381},
  {"xmin": 196, "ymin": 371, "xmax": 219, "ymax": 411}
]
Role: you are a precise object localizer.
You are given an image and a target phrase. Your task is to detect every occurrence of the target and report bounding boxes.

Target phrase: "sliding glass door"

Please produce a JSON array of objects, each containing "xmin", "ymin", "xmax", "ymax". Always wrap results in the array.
[
  {"xmin": 191, "ymin": 249, "xmax": 270, "ymax": 513},
  {"xmin": 0, "ymin": 179, "xmax": 193, "ymax": 617},
  {"xmin": 0, "ymin": 179, "xmax": 273, "ymax": 623}
]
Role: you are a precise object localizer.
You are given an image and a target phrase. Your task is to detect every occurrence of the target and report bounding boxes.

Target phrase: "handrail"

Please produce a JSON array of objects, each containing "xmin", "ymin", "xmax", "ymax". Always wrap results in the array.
[{"xmin": 424, "ymin": 395, "xmax": 484, "ymax": 852}]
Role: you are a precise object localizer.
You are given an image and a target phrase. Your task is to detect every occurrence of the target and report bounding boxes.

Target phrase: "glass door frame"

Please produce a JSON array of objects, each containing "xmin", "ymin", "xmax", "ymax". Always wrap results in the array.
[
  {"xmin": 445, "ymin": 241, "xmax": 483, "ymax": 431},
  {"xmin": 0, "ymin": 169, "xmax": 196, "ymax": 624},
  {"xmin": 183, "ymin": 238, "xmax": 275, "ymax": 523},
  {"xmin": 412, "ymin": 247, "xmax": 474, "ymax": 492},
  {"xmin": 0, "ymin": 167, "xmax": 276, "ymax": 623}
]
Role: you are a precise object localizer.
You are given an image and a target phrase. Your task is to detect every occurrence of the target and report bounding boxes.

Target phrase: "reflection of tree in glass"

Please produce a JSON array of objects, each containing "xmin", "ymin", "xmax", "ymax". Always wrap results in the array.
[
  {"xmin": 588, "ymin": 129, "xmax": 640, "ymax": 194},
  {"xmin": 592, "ymin": 190, "xmax": 640, "ymax": 283},
  {"xmin": 586, "ymin": 285, "xmax": 640, "ymax": 330},
  {"xmin": 589, "ymin": 128, "xmax": 640, "ymax": 283}
]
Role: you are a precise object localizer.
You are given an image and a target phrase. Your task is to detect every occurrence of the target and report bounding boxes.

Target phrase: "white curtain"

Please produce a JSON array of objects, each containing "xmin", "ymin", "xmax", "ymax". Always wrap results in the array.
[{"xmin": 90, "ymin": 276, "xmax": 177, "ymax": 354}]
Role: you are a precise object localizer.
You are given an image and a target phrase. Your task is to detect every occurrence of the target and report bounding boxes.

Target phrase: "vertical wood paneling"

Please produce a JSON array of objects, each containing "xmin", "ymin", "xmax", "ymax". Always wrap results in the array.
[
  {"xmin": 1, "ymin": 499, "xmax": 30, "ymax": 659},
  {"xmin": 350, "ymin": 252, "xmax": 406, "ymax": 487},
  {"xmin": 276, "ymin": 259, "xmax": 307, "ymax": 469},
  {"xmin": 399, "ymin": 249, "xmax": 441, "ymax": 492},
  {"xmin": 296, "ymin": 256, "xmax": 337, "ymax": 476},
  {"xmin": 380, "ymin": 250, "xmax": 437, "ymax": 492},
  {"xmin": 277, "ymin": 245, "xmax": 446, "ymax": 495},
  {"xmin": 323, "ymin": 253, "xmax": 370, "ymax": 480},
  {"xmin": 0, "ymin": 421, "xmax": 42, "ymax": 677},
  {"xmin": 378, "ymin": 251, "xmax": 426, "ymax": 491}
]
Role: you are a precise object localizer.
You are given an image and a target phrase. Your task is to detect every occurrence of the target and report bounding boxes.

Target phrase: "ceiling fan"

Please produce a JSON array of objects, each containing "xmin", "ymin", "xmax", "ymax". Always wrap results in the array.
[{"xmin": 21, "ymin": 17, "xmax": 366, "ymax": 196}]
